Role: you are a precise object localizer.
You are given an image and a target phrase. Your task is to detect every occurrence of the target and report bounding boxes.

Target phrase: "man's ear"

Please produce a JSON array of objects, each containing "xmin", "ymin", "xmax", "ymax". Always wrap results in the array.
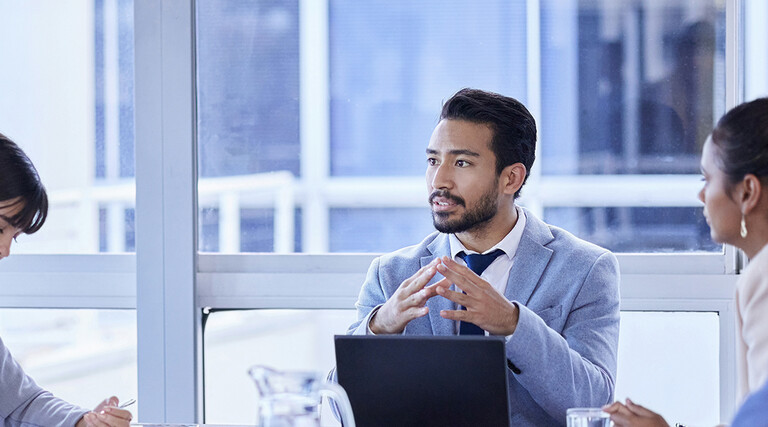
[
  {"xmin": 740, "ymin": 174, "xmax": 762, "ymax": 215},
  {"xmin": 499, "ymin": 163, "xmax": 527, "ymax": 196}
]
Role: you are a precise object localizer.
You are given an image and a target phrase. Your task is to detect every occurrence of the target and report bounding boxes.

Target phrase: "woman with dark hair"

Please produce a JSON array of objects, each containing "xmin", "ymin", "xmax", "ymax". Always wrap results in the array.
[
  {"xmin": 604, "ymin": 98, "xmax": 768, "ymax": 426},
  {"xmin": 0, "ymin": 133, "xmax": 132, "ymax": 426}
]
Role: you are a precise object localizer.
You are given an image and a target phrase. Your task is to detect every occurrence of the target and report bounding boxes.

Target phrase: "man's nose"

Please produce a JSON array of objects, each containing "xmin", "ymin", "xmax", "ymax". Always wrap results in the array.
[{"xmin": 430, "ymin": 164, "xmax": 453, "ymax": 190}]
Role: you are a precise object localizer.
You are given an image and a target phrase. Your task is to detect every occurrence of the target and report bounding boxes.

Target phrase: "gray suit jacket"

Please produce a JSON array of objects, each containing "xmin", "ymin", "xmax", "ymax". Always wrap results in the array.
[
  {"xmin": 348, "ymin": 208, "xmax": 620, "ymax": 426},
  {"xmin": 0, "ymin": 337, "xmax": 88, "ymax": 426}
]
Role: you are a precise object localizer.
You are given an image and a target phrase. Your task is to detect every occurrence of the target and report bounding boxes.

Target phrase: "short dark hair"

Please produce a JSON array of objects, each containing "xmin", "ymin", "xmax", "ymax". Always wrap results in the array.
[
  {"xmin": 440, "ymin": 88, "xmax": 537, "ymax": 198},
  {"xmin": 710, "ymin": 97, "xmax": 768, "ymax": 185},
  {"xmin": 0, "ymin": 133, "xmax": 48, "ymax": 234}
]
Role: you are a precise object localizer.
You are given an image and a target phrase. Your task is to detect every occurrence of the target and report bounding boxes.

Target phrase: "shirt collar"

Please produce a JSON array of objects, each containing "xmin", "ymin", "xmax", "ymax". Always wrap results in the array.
[{"xmin": 448, "ymin": 205, "xmax": 527, "ymax": 261}]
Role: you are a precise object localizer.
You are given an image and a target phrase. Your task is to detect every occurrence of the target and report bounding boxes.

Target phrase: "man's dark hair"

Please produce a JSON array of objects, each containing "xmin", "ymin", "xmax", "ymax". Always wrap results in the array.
[
  {"xmin": 710, "ymin": 97, "xmax": 768, "ymax": 185},
  {"xmin": 0, "ymin": 132, "xmax": 48, "ymax": 234},
  {"xmin": 440, "ymin": 88, "xmax": 537, "ymax": 198}
]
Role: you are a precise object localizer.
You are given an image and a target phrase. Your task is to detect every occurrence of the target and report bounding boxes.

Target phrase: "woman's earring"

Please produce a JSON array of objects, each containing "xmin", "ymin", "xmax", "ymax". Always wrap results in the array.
[{"xmin": 741, "ymin": 214, "xmax": 748, "ymax": 238}]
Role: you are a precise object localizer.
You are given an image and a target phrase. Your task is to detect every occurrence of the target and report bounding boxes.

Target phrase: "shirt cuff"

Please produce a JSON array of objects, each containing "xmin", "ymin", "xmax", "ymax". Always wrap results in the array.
[{"xmin": 366, "ymin": 306, "xmax": 383, "ymax": 335}]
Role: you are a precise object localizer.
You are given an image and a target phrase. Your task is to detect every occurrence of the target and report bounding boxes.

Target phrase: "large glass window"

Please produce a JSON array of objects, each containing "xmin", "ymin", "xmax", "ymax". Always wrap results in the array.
[
  {"xmin": 196, "ymin": 0, "xmax": 723, "ymax": 254},
  {"xmin": 615, "ymin": 312, "xmax": 720, "ymax": 426},
  {"xmin": 329, "ymin": 1, "xmax": 528, "ymax": 177},
  {"xmin": 0, "ymin": 309, "xmax": 138, "ymax": 417},
  {"xmin": 203, "ymin": 309, "xmax": 354, "ymax": 425},
  {"xmin": 540, "ymin": 1, "xmax": 724, "ymax": 176},
  {"xmin": 0, "ymin": 0, "xmax": 137, "ymax": 418},
  {"xmin": 194, "ymin": 0, "xmax": 731, "ymax": 422},
  {"xmin": 203, "ymin": 310, "xmax": 720, "ymax": 425},
  {"xmin": 545, "ymin": 207, "xmax": 717, "ymax": 253},
  {"xmin": 0, "ymin": 0, "xmax": 135, "ymax": 254}
]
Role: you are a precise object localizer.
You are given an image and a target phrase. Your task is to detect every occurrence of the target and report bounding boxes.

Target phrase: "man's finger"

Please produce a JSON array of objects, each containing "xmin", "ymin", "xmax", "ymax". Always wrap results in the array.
[
  {"xmin": 439, "ymin": 309, "xmax": 468, "ymax": 321},
  {"xmin": 441, "ymin": 255, "xmax": 484, "ymax": 277},
  {"xmin": 436, "ymin": 261, "xmax": 479, "ymax": 292},
  {"xmin": 404, "ymin": 287, "xmax": 434, "ymax": 307},
  {"xmin": 404, "ymin": 306, "xmax": 429, "ymax": 320},
  {"xmin": 435, "ymin": 285, "xmax": 469, "ymax": 306},
  {"xmin": 398, "ymin": 264, "xmax": 424, "ymax": 290},
  {"xmin": 429, "ymin": 277, "xmax": 452, "ymax": 290},
  {"xmin": 404, "ymin": 260, "xmax": 439, "ymax": 292}
]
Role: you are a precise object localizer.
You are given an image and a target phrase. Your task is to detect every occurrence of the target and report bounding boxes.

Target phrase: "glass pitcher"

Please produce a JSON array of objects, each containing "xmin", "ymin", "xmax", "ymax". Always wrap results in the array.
[{"xmin": 248, "ymin": 365, "xmax": 356, "ymax": 427}]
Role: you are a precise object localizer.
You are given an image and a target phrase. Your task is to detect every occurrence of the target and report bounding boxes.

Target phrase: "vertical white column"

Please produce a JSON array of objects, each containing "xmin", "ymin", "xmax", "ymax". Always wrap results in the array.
[
  {"xmin": 135, "ymin": 0, "xmax": 201, "ymax": 423},
  {"xmin": 622, "ymin": 8, "xmax": 640, "ymax": 174},
  {"xmin": 725, "ymin": 0, "xmax": 743, "ymax": 111},
  {"xmin": 719, "ymin": 301, "xmax": 737, "ymax": 423},
  {"xmin": 524, "ymin": 0, "xmax": 543, "ymax": 217},
  {"xmin": 745, "ymin": 0, "xmax": 768, "ymax": 99},
  {"xmin": 274, "ymin": 180, "xmax": 296, "ymax": 253},
  {"xmin": 219, "ymin": 192, "xmax": 240, "ymax": 253},
  {"xmin": 104, "ymin": 0, "xmax": 124, "ymax": 252},
  {"xmin": 299, "ymin": 0, "xmax": 330, "ymax": 253},
  {"xmin": 104, "ymin": 0, "xmax": 120, "ymax": 181},
  {"xmin": 107, "ymin": 201, "xmax": 126, "ymax": 252},
  {"xmin": 721, "ymin": 1, "xmax": 742, "ymax": 420}
]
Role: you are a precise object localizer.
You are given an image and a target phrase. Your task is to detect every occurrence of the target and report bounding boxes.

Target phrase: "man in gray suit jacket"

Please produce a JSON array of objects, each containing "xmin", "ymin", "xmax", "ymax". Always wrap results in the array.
[{"xmin": 347, "ymin": 88, "xmax": 620, "ymax": 426}]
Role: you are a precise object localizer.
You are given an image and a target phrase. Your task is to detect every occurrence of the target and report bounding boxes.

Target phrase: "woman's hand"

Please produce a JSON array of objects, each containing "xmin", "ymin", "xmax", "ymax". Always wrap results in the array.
[
  {"xmin": 75, "ymin": 396, "xmax": 133, "ymax": 427},
  {"xmin": 603, "ymin": 398, "xmax": 670, "ymax": 427}
]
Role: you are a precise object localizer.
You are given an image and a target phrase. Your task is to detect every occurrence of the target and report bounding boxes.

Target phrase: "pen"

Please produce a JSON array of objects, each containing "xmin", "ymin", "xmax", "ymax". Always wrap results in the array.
[{"xmin": 118, "ymin": 398, "xmax": 136, "ymax": 409}]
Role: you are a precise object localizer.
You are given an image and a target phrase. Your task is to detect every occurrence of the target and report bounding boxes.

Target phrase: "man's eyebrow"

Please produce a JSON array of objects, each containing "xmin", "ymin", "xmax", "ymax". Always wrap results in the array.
[{"xmin": 425, "ymin": 148, "xmax": 481, "ymax": 157}]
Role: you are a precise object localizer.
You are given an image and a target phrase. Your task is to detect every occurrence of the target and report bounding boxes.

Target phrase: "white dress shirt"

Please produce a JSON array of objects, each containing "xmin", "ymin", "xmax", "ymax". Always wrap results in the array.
[
  {"xmin": 448, "ymin": 205, "xmax": 526, "ymax": 297},
  {"xmin": 367, "ymin": 206, "xmax": 526, "ymax": 336},
  {"xmin": 448, "ymin": 206, "xmax": 526, "ymax": 337}
]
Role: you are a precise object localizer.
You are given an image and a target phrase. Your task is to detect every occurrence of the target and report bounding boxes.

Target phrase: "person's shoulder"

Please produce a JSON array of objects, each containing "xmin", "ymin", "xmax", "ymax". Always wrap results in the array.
[
  {"xmin": 748, "ymin": 243, "xmax": 768, "ymax": 274},
  {"xmin": 547, "ymin": 224, "xmax": 611, "ymax": 256},
  {"xmin": 738, "ymin": 243, "xmax": 768, "ymax": 293},
  {"xmin": 732, "ymin": 378, "xmax": 768, "ymax": 426},
  {"xmin": 544, "ymin": 224, "xmax": 619, "ymax": 282}
]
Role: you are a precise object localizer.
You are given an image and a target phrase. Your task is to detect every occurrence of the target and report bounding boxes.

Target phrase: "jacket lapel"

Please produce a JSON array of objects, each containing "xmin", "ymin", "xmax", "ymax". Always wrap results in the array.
[
  {"xmin": 424, "ymin": 234, "xmax": 455, "ymax": 335},
  {"xmin": 504, "ymin": 209, "xmax": 555, "ymax": 306}
]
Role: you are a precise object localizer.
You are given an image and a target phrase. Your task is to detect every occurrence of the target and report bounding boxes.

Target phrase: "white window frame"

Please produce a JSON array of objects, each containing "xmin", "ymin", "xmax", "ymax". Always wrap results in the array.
[{"xmin": 0, "ymin": 0, "xmax": 761, "ymax": 424}]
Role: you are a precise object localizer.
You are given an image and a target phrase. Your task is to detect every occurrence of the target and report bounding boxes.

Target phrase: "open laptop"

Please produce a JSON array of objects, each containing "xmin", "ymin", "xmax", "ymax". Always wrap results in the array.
[{"xmin": 334, "ymin": 335, "xmax": 511, "ymax": 427}]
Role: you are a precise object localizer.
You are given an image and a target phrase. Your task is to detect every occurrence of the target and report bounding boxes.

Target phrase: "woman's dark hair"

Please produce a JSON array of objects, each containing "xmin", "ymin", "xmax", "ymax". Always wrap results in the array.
[
  {"xmin": 0, "ymin": 132, "xmax": 48, "ymax": 234},
  {"xmin": 440, "ymin": 88, "xmax": 537, "ymax": 198},
  {"xmin": 710, "ymin": 97, "xmax": 768, "ymax": 184}
]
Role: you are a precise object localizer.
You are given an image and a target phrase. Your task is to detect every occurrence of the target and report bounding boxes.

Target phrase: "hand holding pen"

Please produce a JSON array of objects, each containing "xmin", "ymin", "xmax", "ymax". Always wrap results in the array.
[{"xmin": 77, "ymin": 396, "xmax": 134, "ymax": 427}]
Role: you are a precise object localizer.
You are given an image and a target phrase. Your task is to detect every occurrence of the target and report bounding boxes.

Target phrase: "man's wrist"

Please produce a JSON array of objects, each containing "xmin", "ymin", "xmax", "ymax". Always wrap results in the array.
[
  {"xmin": 506, "ymin": 302, "xmax": 519, "ymax": 336},
  {"xmin": 367, "ymin": 306, "xmax": 384, "ymax": 335}
]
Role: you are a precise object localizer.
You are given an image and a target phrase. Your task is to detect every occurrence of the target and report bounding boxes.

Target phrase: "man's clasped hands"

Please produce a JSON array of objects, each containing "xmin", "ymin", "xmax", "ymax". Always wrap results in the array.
[{"xmin": 369, "ymin": 257, "xmax": 520, "ymax": 337}]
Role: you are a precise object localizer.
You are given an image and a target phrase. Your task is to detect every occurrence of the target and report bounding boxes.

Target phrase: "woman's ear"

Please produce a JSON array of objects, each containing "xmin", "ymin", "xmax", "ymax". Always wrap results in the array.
[
  {"xmin": 740, "ymin": 174, "xmax": 763, "ymax": 215},
  {"xmin": 500, "ymin": 163, "xmax": 527, "ymax": 196}
]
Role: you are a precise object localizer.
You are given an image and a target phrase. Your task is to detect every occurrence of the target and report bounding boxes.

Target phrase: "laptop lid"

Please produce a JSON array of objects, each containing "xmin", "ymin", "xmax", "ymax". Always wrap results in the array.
[{"xmin": 334, "ymin": 335, "xmax": 511, "ymax": 427}]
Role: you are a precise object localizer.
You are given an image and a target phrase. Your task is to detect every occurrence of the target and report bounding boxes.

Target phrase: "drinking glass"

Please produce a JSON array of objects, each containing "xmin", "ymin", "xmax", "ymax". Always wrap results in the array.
[{"xmin": 566, "ymin": 407, "xmax": 612, "ymax": 427}]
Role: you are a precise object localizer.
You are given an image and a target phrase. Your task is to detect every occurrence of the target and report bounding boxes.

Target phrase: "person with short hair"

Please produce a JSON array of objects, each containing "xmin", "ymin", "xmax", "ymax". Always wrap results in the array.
[
  {"xmin": 0, "ymin": 132, "xmax": 133, "ymax": 427},
  {"xmin": 603, "ymin": 98, "xmax": 768, "ymax": 427},
  {"xmin": 348, "ymin": 88, "xmax": 621, "ymax": 425}
]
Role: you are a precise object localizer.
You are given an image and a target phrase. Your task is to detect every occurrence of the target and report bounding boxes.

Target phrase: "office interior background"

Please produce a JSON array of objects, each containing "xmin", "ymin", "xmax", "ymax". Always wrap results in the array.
[{"xmin": 0, "ymin": 0, "xmax": 767, "ymax": 425}]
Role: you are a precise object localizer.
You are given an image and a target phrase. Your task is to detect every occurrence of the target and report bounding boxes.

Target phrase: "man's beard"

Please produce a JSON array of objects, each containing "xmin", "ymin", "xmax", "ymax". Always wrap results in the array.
[{"xmin": 430, "ymin": 183, "xmax": 499, "ymax": 234}]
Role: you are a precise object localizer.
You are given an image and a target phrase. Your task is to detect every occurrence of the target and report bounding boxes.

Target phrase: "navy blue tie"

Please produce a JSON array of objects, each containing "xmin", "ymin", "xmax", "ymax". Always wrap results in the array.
[{"xmin": 457, "ymin": 248, "xmax": 505, "ymax": 335}]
